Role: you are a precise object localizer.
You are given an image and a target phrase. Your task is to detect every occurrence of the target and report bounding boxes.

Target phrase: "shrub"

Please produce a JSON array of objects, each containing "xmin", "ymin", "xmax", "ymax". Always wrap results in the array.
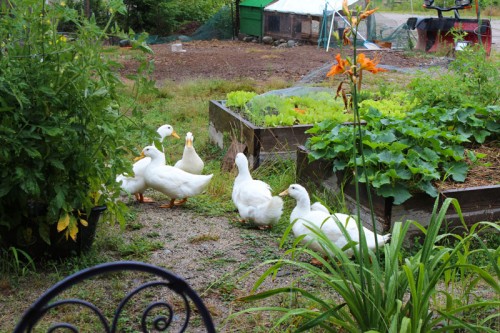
[{"xmin": 0, "ymin": 0, "xmax": 150, "ymax": 249}]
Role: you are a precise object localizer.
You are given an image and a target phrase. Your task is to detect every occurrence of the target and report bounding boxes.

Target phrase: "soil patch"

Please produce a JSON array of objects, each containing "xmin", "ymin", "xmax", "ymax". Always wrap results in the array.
[{"xmin": 119, "ymin": 39, "xmax": 450, "ymax": 83}]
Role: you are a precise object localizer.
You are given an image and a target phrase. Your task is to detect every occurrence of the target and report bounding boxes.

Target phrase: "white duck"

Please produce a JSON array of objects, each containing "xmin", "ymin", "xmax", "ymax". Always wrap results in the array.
[
  {"xmin": 141, "ymin": 145, "xmax": 213, "ymax": 208},
  {"xmin": 232, "ymin": 153, "xmax": 283, "ymax": 229},
  {"xmin": 279, "ymin": 184, "xmax": 391, "ymax": 258},
  {"xmin": 174, "ymin": 132, "xmax": 204, "ymax": 175},
  {"xmin": 311, "ymin": 201, "xmax": 330, "ymax": 214},
  {"xmin": 157, "ymin": 124, "xmax": 179, "ymax": 143},
  {"xmin": 117, "ymin": 124, "xmax": 179, "ymax": 203}
]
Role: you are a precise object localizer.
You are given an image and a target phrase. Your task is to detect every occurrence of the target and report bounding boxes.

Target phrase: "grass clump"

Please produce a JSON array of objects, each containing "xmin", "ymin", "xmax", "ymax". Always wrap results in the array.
[{"xmin": 232, "ymin": 200, "xmax": 500, "ymax": 332}]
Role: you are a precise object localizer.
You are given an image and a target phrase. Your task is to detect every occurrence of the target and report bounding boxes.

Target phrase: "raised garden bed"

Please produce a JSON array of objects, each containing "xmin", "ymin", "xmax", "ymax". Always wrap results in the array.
[
  {"xmin": 209, "ymin": 100, "xmax": 313, "ymax": 169},
  {"xmin": 296, "ymin": 145, "xmax": 500, "ymax": 238}
]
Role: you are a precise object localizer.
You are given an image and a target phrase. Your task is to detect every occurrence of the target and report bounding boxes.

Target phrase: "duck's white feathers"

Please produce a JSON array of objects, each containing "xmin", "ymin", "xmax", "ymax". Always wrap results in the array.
[
  {"xmin": 117, "ymin": 124, "xmax": 175, "ymax": 198},
  {"xmin": 142, "ymin": 145, "xmax": 212, "ymax": 200},
  {"xmin": 283, "ymin": 184, "xmax": 390, "ymax": 257},
  {"xmin": 311, "ymin": 201, "xmax": 330, "ymax": 214},
  {"xmin": 232, "ymin": 153, "xmax": 283, "ymax": 227},
  {"xmin": 116, "ymin": 174, "xmax": 146, "ymax": 197},
  {"xmin": 174, "ymin": 132, "xmax": 204, "ymax": 175}
]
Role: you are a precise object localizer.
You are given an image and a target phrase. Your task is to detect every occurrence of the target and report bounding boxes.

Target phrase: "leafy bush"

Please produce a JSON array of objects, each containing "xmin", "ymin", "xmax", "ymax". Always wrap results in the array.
[
  {"xmin": 0, "ymin": 0, "xmax": 149, "ymax": 248},
  {"xmin": 408, "ymin": 48, "xmax": 499, "ymax": 107},
  {"xmin": 117, "ymin": 0, "xmax": 229, "ymax": 35}
]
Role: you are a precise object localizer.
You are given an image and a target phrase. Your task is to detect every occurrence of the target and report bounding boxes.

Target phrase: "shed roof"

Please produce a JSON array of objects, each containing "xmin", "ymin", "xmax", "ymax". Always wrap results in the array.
[
  {"xmin": 240, "ymin": 0, "xmax": 275, "ymax": 8},
  {"xmin": 264, "ymin": 0, "xmax": 360, "ymax": 16}
]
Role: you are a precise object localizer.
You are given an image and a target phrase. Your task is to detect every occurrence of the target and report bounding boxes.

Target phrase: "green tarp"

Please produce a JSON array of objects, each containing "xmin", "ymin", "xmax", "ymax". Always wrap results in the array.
[{"xmin": 240, "ymin": 0, "xmax": 274, "ymax": 7}]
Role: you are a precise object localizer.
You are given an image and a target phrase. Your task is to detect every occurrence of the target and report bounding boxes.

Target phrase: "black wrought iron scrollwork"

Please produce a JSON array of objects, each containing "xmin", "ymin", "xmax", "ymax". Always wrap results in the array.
[{"xmin": 13, "ymin": 261, "xmax": 216, "ymax": 333}]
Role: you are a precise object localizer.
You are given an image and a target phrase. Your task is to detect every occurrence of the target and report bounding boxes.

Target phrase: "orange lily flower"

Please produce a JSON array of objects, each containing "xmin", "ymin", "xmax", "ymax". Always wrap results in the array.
[
  {"xmin": 357, "ymin": 53, "xmax": 387, "ymax": 74},
  {"xmin": 327, "ymin": 53, "xmax": 349, "ymax": 77},
  {"xmin": 360, "ymin": 8, "xmax": 378, "ymax": 20}
]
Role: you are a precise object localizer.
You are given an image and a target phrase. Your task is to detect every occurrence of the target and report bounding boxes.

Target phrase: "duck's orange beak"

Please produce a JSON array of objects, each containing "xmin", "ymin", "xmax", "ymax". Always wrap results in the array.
[
  {"xmin": 134, "ymin": 151, "xmax": 146, "ymax": 161},
  {"xmin": 186, "ymin": 137, "xmax": 193, "ymax": 148},
  {"xmin": 172, "ymin": 131, "xmax": 180, "ymax": 139},
  {"xmin": 279, "ymin": 189, "xmax": 289, "ymax": 196}
]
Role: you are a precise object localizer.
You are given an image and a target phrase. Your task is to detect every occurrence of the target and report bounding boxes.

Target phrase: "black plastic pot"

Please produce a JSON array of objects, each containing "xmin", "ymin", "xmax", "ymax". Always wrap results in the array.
[
  {"xmin": 2, "ymin": 205, "xmax": 107, "ymax": 259},
  {"xmin": 48, "ymin": 205, "xmax": 107, "ymax": 257}
]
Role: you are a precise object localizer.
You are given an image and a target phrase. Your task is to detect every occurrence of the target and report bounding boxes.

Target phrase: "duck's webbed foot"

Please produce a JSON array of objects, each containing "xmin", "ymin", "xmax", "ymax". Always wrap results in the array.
[
  {"xmin": 159, "ymin": 198, "xmax": 176, "ymax": 208},
  {"xmin": 173, "ymin": 198, "xmax": 188, "ymax": 206},
  {"xmin": 137, "ymin": 193, "xmax": 154, "ymax": 203}
]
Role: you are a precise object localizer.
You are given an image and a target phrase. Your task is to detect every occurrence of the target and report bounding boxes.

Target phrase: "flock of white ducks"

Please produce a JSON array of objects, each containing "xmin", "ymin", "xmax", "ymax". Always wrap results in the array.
[
  {"xmin": 117, "ymin": 125, "xmax": 211, "ymax": 208},
  {"xmin": 118, "ymin": 125, "xmax": 391, "ymax": 260}
]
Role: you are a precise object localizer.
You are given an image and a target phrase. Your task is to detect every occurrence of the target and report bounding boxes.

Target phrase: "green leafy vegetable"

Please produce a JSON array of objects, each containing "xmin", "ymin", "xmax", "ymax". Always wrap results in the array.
[{"xmin": 306, "ymin": 104, "xmax": 499, "ymax": 204}]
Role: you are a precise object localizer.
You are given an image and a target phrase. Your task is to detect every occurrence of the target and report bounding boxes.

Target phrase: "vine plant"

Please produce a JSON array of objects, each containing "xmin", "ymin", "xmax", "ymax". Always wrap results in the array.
[
  {"xmin": 307, "ymin": 104, "xmax": 499, "ymax": 204},
  {"xmin": 306, "ymin": 6, "xmax": 500, "ymax": 205}
]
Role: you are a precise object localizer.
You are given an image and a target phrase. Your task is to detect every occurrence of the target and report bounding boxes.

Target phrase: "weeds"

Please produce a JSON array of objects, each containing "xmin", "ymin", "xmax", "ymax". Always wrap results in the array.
[{"xmin": 0, "ymin": 247, "xmax": 35, "ymax": 278}]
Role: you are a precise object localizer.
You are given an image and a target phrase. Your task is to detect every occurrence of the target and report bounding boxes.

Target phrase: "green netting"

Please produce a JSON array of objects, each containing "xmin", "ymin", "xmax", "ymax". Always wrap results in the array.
[
  {"xmin": 319, "ymin": 12, "xmax": 417, "ymax": 50},
  {"xmin": 147, "ymin": 6, "xmax": 234, "ymax": 44},
  {"xmin": 366, "ymin": 13, "xmax": 418, "ymax": 50}
]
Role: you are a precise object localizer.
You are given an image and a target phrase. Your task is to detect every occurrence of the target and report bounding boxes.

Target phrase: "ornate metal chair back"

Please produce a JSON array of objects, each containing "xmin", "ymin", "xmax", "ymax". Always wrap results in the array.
[{"xmin": 13, "ymin": 261, "xmax": 216, "ymax": 332}]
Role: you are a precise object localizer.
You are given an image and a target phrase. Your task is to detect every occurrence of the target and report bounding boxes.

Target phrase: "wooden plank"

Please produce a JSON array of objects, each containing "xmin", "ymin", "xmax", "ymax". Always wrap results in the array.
[
  {"xmin": 440, "ymin": 186, "xmax": 500, "ymax": 211},
  {"xmin": 209, "ymin": 100, "xmax": 262, "ymax": 169},
  {"xmin": 259, "ymin": 125, "xmax": 312, "ymax": 151},
  {"xmin": 210, "ymin": 100, "xmax": 314, "ymax": 169}
]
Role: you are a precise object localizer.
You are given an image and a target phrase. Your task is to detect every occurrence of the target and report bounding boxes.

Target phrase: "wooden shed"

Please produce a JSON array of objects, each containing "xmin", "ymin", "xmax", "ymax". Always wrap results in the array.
[
  {"xmin": 239, "ymin": 0, "xmax": 275, "ymax": 39},
  {"xmin": 263, "ymin": 0, "xmax": 360, "ymax": 43}
]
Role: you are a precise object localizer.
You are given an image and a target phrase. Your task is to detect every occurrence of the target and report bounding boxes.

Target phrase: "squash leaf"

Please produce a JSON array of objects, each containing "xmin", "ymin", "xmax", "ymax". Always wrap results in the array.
[
  {"xmin": 378, "ymin": 183, "xmax": 412, "ymax": 205},
  {"xmin": 445, "ymin": 161, "xmax": 468, "ymax": 182}
]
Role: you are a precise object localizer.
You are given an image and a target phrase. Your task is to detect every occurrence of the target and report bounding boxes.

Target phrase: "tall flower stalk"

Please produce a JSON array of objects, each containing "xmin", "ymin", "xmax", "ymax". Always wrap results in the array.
[
  {"xmin": 324, "ymin": 0, "xmax": 388, "ymax": 324},
  {"xmin": 327, "ymin": 1, "xmax": 385, "ymax": 263}
]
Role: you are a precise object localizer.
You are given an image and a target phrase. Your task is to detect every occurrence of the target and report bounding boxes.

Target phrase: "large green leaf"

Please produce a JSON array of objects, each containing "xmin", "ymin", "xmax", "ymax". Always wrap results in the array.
[
  {"xmin": 444, "ymin": 161, "xmax": 468, "ymax": 182},
  {"xmin": 417, "ymin": 180, "xmax": 438, "ymax": 198},
  {"xmin": 371, "ymin": 172, "xmax": 391, "ymax": 188},
  {"xmin": 378, "ymin": 183, "xmax": 412, "ymax": 204},
  {"xmin": 378, "ymin": 151, "xmax": 404, "ymax": 165}
]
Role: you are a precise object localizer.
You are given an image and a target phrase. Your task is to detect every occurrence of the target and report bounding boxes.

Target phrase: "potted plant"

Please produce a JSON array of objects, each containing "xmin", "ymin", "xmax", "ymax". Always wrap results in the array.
[{"xmin": 0, "ymin": 0, "xmax": 150, "ymax": 256}]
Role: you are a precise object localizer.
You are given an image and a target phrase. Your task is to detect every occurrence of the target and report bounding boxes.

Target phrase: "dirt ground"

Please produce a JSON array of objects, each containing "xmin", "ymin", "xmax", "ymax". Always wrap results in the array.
[{"xmin": 121, "ymin": 39, "xmax": 451, "ymax": 83}]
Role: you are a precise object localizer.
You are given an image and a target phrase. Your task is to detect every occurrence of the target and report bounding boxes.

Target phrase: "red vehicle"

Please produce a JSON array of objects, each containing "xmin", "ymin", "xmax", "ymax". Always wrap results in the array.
[{"xmin": 407, "ymin": 0, "xmax": 492, "ymax": 55}]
